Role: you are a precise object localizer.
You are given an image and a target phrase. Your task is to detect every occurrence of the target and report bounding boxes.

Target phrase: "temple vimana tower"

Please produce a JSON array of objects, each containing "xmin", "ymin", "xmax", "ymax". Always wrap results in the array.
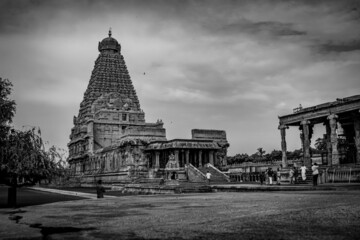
[{"xmin": 68, "ymin": 31, "xmax": 229, "ymax": 184}]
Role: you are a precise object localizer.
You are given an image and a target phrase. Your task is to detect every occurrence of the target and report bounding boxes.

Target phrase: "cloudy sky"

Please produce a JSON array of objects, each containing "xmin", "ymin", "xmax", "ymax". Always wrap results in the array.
[{"xmin": 0, "ymin": 0, "xmax": 359, "ymax": 156}]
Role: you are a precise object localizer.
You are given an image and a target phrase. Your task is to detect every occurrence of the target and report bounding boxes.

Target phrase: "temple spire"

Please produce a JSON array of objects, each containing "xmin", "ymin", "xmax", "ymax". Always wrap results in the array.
[{"xmin": 109, "ymin": 27, "xmax": 112, "ymax": 37}]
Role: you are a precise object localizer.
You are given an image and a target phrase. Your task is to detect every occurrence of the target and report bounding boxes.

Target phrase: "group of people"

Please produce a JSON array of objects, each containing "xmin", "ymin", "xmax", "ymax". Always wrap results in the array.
[
  {"xmin": 289, "ymin": 163, "xmax": 320, "ymax": 186},
  {"xmin": 260, "ymin": 167, "xmax": 281, "ymax": 185},
  {"xmin": 260, "ymin": 163, "xmax": 320, "ymax": 186}
]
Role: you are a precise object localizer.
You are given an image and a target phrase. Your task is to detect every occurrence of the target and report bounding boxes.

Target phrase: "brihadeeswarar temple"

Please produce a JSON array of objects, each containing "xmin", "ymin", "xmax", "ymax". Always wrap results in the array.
[{"xmin": 67, "ymin": 31, "xmax": 229, "ymax": 184}]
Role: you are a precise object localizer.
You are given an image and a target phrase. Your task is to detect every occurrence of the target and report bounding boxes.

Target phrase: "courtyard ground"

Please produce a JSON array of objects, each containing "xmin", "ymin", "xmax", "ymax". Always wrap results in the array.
[
  {"xmin": 1, "ymin": 187, "xmax": 360, "ymax": 239},
  {"xmin": 0, "ymin": 186, "xmax": 86, "ymax": 208}
]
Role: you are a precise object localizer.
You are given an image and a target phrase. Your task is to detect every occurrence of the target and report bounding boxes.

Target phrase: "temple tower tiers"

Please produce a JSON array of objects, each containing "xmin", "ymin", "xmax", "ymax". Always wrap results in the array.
[
  {"xmin": 78, "ymin": 30, "xmax": 141, "ymax": 121},
  {"xmin": 68, "ymin": 30, "xmax": 163, "ymax": 161}
]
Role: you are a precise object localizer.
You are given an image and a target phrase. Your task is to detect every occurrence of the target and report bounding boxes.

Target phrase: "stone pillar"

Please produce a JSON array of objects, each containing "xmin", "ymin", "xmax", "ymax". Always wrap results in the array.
[
  {"xmin": 155, "ymin": 151, "xmax": 160, "ymax": 170},
  {"xmin": 325, "ymin": 122, "xmax": 332, "ymax": 166},
  {"xmin": 209, "ymin": 151, "xmax": 214, "ymax": 165},
  {"xmin": 193, "ymin": 152, "xmax": 197, "ymax": 166},
  {"xmin": 179, "ymin": 150, "xmax": 183, "ymax": 167},
  {"xmin": 174, "ymin": 150, "xmax": 179, "ymax": 161},
  {"xmin": 354, "ymin": 115, "xmax": 360, "ymax": 164},
  {"xmin": 185, "ymin": 150, "xmax": 189, "ymax": 165},
  {"xmin": 198, "ymin": 150, "xmax": 203, "ymax": 167},
  {"xmin": 328, "ymin": 114, "xmax": 339, "ymax": 165},
  {"xmin": 301, "ymin": 120, "xmax": 311, "ymax": 167},
  {"xmin": 174, "ymin": 150, "xmax": 179, "ymax": 165},
  {"xmin": 278, "ymin": 124, "xmax": 288, "ymax": 168}
]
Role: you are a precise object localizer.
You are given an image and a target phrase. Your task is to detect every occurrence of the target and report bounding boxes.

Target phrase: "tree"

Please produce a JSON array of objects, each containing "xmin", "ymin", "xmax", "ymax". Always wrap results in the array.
[
  {"xmin": 0, "ymin": 78, "xmax": 64, "ymax": 207},
  {"xmin": 0, "ymin": 128, "xmax": 65, "ymax": 206},
  {"xmin": 0, "ymin": 78, "xmax": 16, "ymax": 141},
  {"xmin": 315, "ymin": 137, "xmax": 327, "ymax": 152},
  {"xmin": 257, "ymin": 147, "xmax": 266, "ymax": 157},
  {"xmin": 269, "ymin": 149, "xmax": 282, "ymax": 161}
]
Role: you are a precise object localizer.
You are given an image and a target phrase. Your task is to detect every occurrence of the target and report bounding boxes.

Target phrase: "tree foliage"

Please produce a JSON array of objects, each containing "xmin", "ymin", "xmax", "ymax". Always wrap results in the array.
[
  {"xmin": 315, "ymin": 137, "xmax": 327, "ymax": 151},
  {"xmin": 0, "ymin": 127, "xmax": 65, "ymax": 187},
  {"xmin": 0, "ymin": 78, "xmax": 65, "ymax": 188},
  {"xmin": 227, "ymin": 148, "xmax": 302, "ymax": 165},
  {"xmin": 0, "ymin": 77, "xmax": 16, "ymax": 141},
  {"xmin": 257, "ymin": 147, "xmax": 266, "ymax": 157}
]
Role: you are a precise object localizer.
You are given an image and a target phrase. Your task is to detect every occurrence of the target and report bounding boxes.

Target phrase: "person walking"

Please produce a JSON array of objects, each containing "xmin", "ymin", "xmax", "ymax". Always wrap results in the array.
[
  {"xmin": 268, "ymin": 168, "xmax": 274, "ymax": 185},
  {"xmin": 312, "ymin": 163, "xmax": 319, "ymax": 186},
  {"xmin": 276, "ymin": 168, "xmax": 281, "ymax": 185},
  {"xmin": 265, "ymin": 168, "xmax": 269, "ymax": 185},
  {"xmin": 260, "ymin": 171, "xmax": 265, "ymax": 185},
  {"xmin": 300, "ymin": 164, "xmax": 307, "ymax": 181},
  {"xmin": 289, "ymin": 168, "xmax": 295, "ymax": 184},
  {"xmin": 294, "ymin": 167, "xmax": 299, "ymax": 184},
  {"xmin": 206, "ymin": 171, "xmax": 211, "ymax": 185},
  {"xmin": 96, "ymin": 180, "xmax": 105, "ymax": 198}
]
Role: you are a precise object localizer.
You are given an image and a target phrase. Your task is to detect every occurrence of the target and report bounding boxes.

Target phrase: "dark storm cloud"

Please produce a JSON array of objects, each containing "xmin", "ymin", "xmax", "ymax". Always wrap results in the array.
[
  {"xmin": 207, "ymin": 20, "xmax": 306, "ymax": 37},
  {"xmin": 182, "ymin": 63, "xmax": 236, "ymax": 96},
  {"xmin": 318, "ymin": 41, "xmax": 360, "ymax": 53},
  {"xmin": 0, "ymin": 0, "xmax": 191, "ymax": 35}
]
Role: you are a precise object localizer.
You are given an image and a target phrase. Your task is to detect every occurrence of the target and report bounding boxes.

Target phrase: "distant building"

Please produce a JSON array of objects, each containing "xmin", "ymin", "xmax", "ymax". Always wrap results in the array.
[{"xmin": 67, "ymin": 31, "xmax": 229, "ymax": 184}]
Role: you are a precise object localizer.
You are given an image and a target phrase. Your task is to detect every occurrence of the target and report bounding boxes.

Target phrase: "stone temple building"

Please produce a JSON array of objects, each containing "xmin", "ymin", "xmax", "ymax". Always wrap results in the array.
[{"xmin": 67, "ymin": 31, "xmax": 229, "ymax": 184}]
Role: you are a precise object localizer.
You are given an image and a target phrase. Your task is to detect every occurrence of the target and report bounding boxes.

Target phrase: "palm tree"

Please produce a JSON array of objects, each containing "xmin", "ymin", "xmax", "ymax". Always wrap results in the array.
[{"xmin": 257, "ymin": 147, "xmax": 266, "ymax": 157}]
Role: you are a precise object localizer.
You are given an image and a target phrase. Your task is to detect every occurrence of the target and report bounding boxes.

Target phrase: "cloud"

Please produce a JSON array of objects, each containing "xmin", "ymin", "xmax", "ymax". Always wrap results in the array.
[
  {"xmin": 0, "ymin": 0, "xmax": 359, "ymax": 156},
  {"xmin": 207, "ymin": 19, "xmax": 307, "ymax": 37},
  {"xmin": 317, "ymin": 41, "xmax": 360, "ymax": 53}
]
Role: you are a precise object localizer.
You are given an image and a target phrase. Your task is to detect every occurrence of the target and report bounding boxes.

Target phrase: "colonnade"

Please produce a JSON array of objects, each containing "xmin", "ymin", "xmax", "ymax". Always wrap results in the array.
[
  {"xmin": 279, "ymin": 113, "xmax": 360, "ymax": 167},
  {"xmin": 149, "ymin": 149, "xmax": 216, "ymax": 170}
]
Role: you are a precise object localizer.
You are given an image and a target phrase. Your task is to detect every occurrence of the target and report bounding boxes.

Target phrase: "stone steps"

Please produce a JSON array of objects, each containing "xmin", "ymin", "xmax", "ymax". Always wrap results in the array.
[
  {"xmin": 197, "ymin": 166, "xmax": 228, "ymax": 183},
  {"xmin": 295, "ymin": 173, "xmax": 313, "ymax": 184}
]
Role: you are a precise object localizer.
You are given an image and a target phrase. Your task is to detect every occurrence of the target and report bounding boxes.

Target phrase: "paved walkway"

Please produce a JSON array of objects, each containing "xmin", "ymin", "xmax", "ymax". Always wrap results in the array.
[
  {"xmin": 28, "ymin": 187, "xmax": 117, "ymax": 199},
  {"xmin": 28, "ymin": 182, "xmax": 360, "ymax": 197},
  {"xmin": 211, "ymin": 182, "xmax": 360, "ymax": 191}
]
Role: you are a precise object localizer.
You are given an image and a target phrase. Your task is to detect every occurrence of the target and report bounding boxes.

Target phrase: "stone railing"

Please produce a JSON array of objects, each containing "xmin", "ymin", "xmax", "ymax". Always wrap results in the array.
[
  {"xmin": 229, "ymin": 172, "xmax": 262, "ymax": 183},
  {"xmin": 228, "ymin": 159, "xmax": 301, "ymax": 168},
  {"xmin": 228, "ymin": 167, "xmax": 360, "ymax": 184},
  {"xmin": 321, "ymin": 167, "xmax": 360, "ymax": 183},
  {"xmin": 206, "ymin": 163, "xmax": 230, "ymax": 182},
  {"xmin": 186, "ymin": 164, "xmax": 207, "ymax": 183}
]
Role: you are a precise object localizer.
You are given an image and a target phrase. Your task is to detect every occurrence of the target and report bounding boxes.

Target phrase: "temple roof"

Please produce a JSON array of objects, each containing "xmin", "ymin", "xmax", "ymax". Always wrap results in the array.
[
  {"xmin": 98, "ymin": 29, "xmax": 121, "ymax": 52},
  {"xmin": 279, "ymin": 94, "xmax": 360, "ymax": 126},
  {"xmin": 76, "ymin": 30, "xmax": 141, "ymax": 123}
]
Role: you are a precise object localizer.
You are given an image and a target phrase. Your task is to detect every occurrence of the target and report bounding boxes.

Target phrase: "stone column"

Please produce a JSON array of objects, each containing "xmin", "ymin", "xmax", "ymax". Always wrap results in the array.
[
  {"xmin": 179, "ymin": 150, "xmax": 183, "ymax": 167},
  {"xmin": 155, "ymin": 151, "xmax": 160, "ymax": 170},
  {"xmin": 174, "ymin": 150, "xmax": 179, "ymax": 165},
  {"xmin": 325, "ymin": 122, "xmax": 332, "ymax": 166},
  {"xmin": 278, "ymin": 124, "xmax": 288, "ymax": 168},
  {"xmin": 328, "ymin": 114, "xmax": 339, "ymax": 165},
  {"xmin": 209, "ymin": 150, "xmax": 214, "ymax": 165},
  {"xmin": 354, "ymin": 115, "xmax": 360, "ymax": 164},
  {"xmin": 185, "ymin": 150, "xmax": 189, "ymax": 165},
  {"xmin": 198, "ymin": 150, "xmax": 203, "ymax": 167},
  {"xmin": 301, "ymin": 120, "xmax": 311, "ymax": 167}
]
